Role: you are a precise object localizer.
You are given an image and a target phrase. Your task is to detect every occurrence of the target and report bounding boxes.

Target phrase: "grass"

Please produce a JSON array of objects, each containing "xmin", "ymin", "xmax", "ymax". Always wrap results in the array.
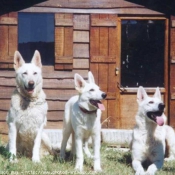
[{"xmin": 0, "ymin": 143, "xmax": 175, "ymax": 175}]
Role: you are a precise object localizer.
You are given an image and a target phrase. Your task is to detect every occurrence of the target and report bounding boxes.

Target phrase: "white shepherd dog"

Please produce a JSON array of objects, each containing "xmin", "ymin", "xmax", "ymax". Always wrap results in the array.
[
  {"xmin": 60, "ymin": 72, "xmax": 107, "ymax": 172},
  {"xmin": 6, "ymin": 50, "xmax": 52, "ymax": 162},
  {"xmin": 131, "ymin": 86, "xmax": 175, "ymax": 175}
]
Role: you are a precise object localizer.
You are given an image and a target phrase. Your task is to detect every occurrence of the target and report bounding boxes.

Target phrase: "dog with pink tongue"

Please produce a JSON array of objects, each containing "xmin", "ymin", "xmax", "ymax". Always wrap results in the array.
[
  {"xmin": 60, "ymin": 72, "xmax": 106, "ymax": 172},
  {"xmin": 131, "ymin": 86, "xmax": 175, "ymax": 175}
]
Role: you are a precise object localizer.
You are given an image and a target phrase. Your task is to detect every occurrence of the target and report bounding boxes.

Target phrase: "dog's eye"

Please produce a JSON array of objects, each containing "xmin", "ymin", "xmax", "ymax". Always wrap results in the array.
[
  {"xmin": 33, "ymin": 72, "xmax": 37, "ymax": 75},
  {"xmin": 89, "ymin": 89, "xmax": 95, "ymax": 92},
  {"xmin": 149, "ymin": 101, "xmax": 154, "ymax": 104},
  {"xmin": 23, "ymin": 72, "xmax": 27, "ymax": 75}
]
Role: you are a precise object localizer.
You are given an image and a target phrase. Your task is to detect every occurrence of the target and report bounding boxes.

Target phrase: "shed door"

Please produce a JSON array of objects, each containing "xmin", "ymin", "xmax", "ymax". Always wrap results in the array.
[
  {"xmin": 117, "ymin": 17, "xmax": 169, "ymax": 129},
  {"xmin": 90, "ymin": 15, "xmax": 168, "ymax": 129}
]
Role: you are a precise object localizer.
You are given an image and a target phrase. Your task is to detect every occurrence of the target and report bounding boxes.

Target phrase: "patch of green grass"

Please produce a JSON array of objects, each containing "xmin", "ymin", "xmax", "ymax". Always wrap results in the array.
[{"xmin": 0, "ymin": 143, "xmax": 175, "ymax": 175}]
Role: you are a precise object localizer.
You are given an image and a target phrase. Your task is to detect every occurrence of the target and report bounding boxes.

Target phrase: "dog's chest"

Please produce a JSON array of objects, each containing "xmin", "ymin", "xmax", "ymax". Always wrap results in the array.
[
  {"xmin": 137, "ymin": 127, "xmax": 166, "ymax": 156},
  {"xmin": 72, "ymin": 109, "xmax": 97, "ymax": 130},
  {"xmin": 10, "ymin": 94, "xmax": 48, "ymax": 132}
]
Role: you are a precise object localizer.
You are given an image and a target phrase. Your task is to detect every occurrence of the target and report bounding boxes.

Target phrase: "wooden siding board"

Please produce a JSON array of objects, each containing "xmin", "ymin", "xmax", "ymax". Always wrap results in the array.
[
  {"xmin": 73, "ymin": 44, "xmax": 89, "ymax": 58},
  {"xmin": 55, "ymin": 27, "xmax": 64, "ymax": 57},
  {"xmin": 64, "ymin": 27, "xmax": 73, "ymax": 56},
  {"xmin": 108, "ymin": 64, "xmax": 117, "ymax": 92},
  {"xmin": 98, "ymin": 64, "xmax": 108, "ymax": 92},
  {"xmin": 48, "ymin": 101, "xmax": 65, "ymax": 111},
  {"xmin": 99, "ymin": 27, "xmax": 108, "ymax": 56},
  {"xmin": 9, "ymin": 26, "xmax": 17, "ymax": 57},
  {"xmin": 0, "ymin": 121, "xmax": 8, "ymax": 134},
  {"xmin": 0, "ymin": 99, "xmax": 11, "ymax": 110},
  {"xmin": 0, "ymin": 70, "xmax": 88, "ymax": 79},
  {"xmin": 91, "ymin": 18, "xmax": 117, "ymax": 27},
  {"xmin": 90, "ymin": 64, "xmax": 99, "ymax": 85},
  {"xmin": 73, "ymin": 31, "xmax": 89, "ymax": 43},
  {"xmin": 47, "ymin": 111, "xmax": 64, "ymax": 121},
  {"xmin": 107, "ymin": 100, "xmax": 117, "ymax": 128},
  {"xmin": 0, "ymin": 17, "xmax": 17, "ymax": 25},
  {"xmin": 55, "ymin": 18, "xmax": 73, "ymax": 26},
  {"xmin": 0, "ymin": 25, "xmax": 8, "ymax": 60},
  {"xmin": 91, "ymin": 56, "xmax": 116, "ymax": 63},
  {"xmin": 170, "ymin": 101, "xmax": 175, "ymax": 128},
  {"xmin": 0, "ymin": 78, "xmax": 15, "ymax": 86},
  {"xmin": 90, "ymin": 27, "xmax": 99, "ymax": 57},
  {"xmin": 101, "ymin": 100, "xmax": 107, "ymax": 128},
  {"xmin": 73, "ymin": 15, "xmax": 90, "ymax": 30},
  {"xmin": 55, "ymin": 57, "xmax": 73, "ymax": 64},
  {"xmin": 44, "ymin": 89, "xmax": 77, "ymax": 100},
  {"xmin": 73, "ymin": 59, "xmax": 89, "ymax": 69},
  {"xmin": 43, "ymin": 79, "xmax": 74, "ymax": 89},
  {"xmin": 120, "ymin": 94, "xmax": 137, "ymax": 129},
  {"xmin": 0, "ymin": 87, "xmax": 14, "ymax": 99}
]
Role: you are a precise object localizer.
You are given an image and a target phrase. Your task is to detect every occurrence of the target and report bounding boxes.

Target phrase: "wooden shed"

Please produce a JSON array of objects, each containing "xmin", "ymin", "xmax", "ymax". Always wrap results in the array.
[{"xmin": 0, "ymin": 0, "xmax": 175, "ymax": 141}]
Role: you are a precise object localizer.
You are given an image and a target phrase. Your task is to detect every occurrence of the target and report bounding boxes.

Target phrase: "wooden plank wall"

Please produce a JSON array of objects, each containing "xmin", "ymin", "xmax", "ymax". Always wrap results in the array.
[{"xmin": 169, "ymin": 16, "xmax": 175, "ymax": 128}]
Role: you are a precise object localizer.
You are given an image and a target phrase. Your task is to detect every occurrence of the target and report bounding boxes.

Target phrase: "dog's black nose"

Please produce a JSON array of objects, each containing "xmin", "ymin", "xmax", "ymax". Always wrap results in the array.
[
  {"xmin": 28, "ymin": 81, "xmax": 34, "ymax": 88},
  {"xmin": 102, "ymin": 93, "xmax": 107, "ymax": 99},
  {"xmin": 158, "ymin": 103, "xmax": 165, "ymax": 111}
]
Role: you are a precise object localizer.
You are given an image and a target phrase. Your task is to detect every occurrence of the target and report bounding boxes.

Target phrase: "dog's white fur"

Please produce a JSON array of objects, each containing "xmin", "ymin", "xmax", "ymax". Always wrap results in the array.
[
  {"xmin": 6, "ymin": 50, "xmax": 52, "ymax": 162},
  {"xmin": 60, "ymin": 72, "xmax": 106, "ymax": 171},
  {"xmin": 59, "ymin": 72, "xmax": 95, "ymax": 158},
  {"xmin": 131, "ymin": 86, "xmax": 175, "ymax": 175}
]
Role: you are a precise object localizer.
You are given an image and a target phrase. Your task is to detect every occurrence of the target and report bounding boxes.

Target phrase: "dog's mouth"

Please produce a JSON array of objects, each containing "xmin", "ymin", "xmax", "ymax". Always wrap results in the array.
[
  {"xmin": 147, "ymin": 111, "xmax": 164, "ymax": 126},
  {"xmin": 25, "ymin": 86, "xmax": 34, "ymax": 94},
  {"xmin": 89, "ymin": 99, "xmax": 105, "ymax": 111}
]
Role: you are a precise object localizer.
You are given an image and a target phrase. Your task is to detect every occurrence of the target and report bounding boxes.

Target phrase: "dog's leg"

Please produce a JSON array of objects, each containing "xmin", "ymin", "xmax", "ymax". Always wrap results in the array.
[
  {"xmin": 8, "ymin": 122, "xmax": 17, "ymax": 162},
  {"xmin": 83, "ymin": 139, "xmax": 93, "ymax": 159},
  {"xmin": 75, "ymin": 135, "xmax": 84, "ymax": 172},
  {"xmin": 41, "ymin": 132, "xmax": 52, "ymax": 154},
  {"xmin": 132, "ymin": 159, "xmax": 145, "ymax": 175},
  {"xmin": 32, "ymin": 123, "xmax": 44, "ymax": 163},
  {"xmin": 165, "ymin": 125, "xmax": 175, "ymax": 161},
  {"xmin": 60, "ymin": 125, "xmax": 72, "ymax": 160},
  {"xmin": 146, "ymin": 160, "xmax": 163, "ymax": 175},
  {"xmin": 71, "ymin": 131, "xmax": 76, "ymax": 157},
  {"xmin": 92, "ymin": 133, "xmax": 102, "ymax": 172}
]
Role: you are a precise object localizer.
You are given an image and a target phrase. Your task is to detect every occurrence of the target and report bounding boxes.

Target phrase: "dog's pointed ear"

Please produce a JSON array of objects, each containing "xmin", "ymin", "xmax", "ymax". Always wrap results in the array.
[
  {"xmin": 74, "ymin": 73, "xmax": 86, "ymax": 93},
  {"xmin": 14, "ymin": 51, "xmax": 25, "ymax": 70},
  {"xmin": 154, "ymin": 87, "xmax": 161, "ymax": 100},
  {"xmin": 88, "ymin": 71, "xmax": 95, "ymax": 84},
  {"xmin": 31, "ymin": 50, "xmax": 42, "ymax": 68},
  {"xmin": 137, "ymin": 86, "xmax": 147, "ymax": 103}
]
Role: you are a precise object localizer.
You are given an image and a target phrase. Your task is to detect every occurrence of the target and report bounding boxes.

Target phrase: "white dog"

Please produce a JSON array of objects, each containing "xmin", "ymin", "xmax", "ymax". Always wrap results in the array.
[
  {"xmin": 59, "ymin": 72, "xmax": 96, "ymax": 158},
  {"xmin": 131, "ymin": 86, "xmax": 175, "ymax": 175},
  {"xmin": 6, "ymin": 50, "xmax": 52, "ymax": 162},
  {"xmin": 60, "ymin": 72, "xmax": 107, "ymax": 172}
]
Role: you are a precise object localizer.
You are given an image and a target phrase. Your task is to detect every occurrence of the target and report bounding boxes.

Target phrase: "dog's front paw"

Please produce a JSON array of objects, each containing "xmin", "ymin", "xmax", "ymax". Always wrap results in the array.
[
  {"xmin": 165, "ymin": 155, "xmax": 175, "ymax": 161},
  {"xmin": 135, "ymin": 169, "xmax": 145, "ymax": 175},
  {"xmin": 10, "ymin": 158, "xmax": 18, "ymax": 163},
  {"xmin": 94, "ymin": 159, "xmax": 102, "ymax": 172},
  {"xmin": 94, "ymin": 166, "xmax": 102, "ymax": 172},
  {"xmin": 75, "ymin": 162, "xmax": 83, "ymax": 172},
  {"xmin": 32, "ymin": 156, "xmax": 40, "ymax": 163}
]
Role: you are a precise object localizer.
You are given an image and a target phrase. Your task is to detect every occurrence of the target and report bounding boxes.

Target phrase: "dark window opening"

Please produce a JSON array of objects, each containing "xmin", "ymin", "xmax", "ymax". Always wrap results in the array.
[
  {"xmin": 121, "ymin": 20, "xmax": 165, "ymax": 87},
  {"xmin": 18, "ymin": 13, "xmax": 54, "ymax": 65}
]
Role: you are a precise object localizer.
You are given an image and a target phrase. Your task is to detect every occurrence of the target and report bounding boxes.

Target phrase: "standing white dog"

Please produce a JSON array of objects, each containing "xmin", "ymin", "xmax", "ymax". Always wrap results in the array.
[
  {"xmin": 131, "ymin": 86, "xmax": 175, "ymax": 175},
  {"xmin": 6, "ymin": 50, "xmax": 52, "ymax": 162},
  {"xmin": 60, "ymin": 72, "xmax": 107, "ymax": 172}
]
